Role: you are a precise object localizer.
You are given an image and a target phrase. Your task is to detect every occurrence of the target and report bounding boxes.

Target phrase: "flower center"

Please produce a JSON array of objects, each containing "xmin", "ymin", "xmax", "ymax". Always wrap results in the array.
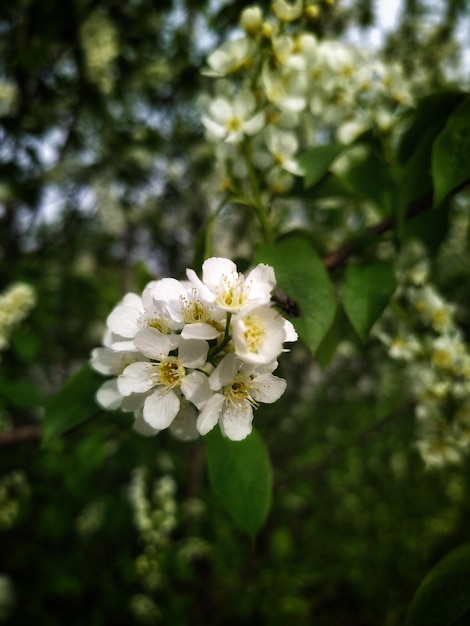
[
  {"xmin": 242, "ymin": 315, "xmax": 266, "ymax": 354},
  {"xmin": 224, "ymin": 375, "xmax": 258, "ymax": 409},
  {"xmin": 216, "ymin": 273, "xmax": 249, "ymax": 309},
  {"xmin": 158, "ymin": 357, "xmax": 186, "ymax": 389},
  {"xmin": 147, "ymin": 316, "xmax": 169, "ymax": 334},
  {"xmin": 226, "ymin": 116, "xmax": 243, "ymax": 132},
  {"xmin": 180, "ymin": 294, "xmax": 211, "ymax": 324}
]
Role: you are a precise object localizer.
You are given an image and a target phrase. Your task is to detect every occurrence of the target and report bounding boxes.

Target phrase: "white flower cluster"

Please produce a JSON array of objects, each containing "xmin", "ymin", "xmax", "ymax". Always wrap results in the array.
[
  {"xmin": 376, "ymin": 260, "xmax": 470, "ymax": 469},
  {"xmin": 91, "ymin": 257, "xmax": 297, "ymax": 441},
  {"xmin": 0, "ymin": 283, "xmax": 36, "ymax": 355},
  {"xmin": 201, "ymin": 2, "xmax": 417, "ymax": 199}
]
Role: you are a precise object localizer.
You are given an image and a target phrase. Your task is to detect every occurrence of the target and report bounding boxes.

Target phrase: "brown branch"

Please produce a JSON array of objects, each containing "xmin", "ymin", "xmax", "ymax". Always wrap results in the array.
[
  {"xmin": 0, "ymin": 425, "xmax": 42, "ymax": 447},
  {"xmin": 322, "ymin": 178, "xmax": 470, "ymax": 270}
]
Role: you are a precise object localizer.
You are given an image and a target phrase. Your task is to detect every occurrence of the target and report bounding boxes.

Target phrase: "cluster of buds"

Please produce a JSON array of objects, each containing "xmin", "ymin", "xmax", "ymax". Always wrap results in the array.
[
  {"xmin": 376, "ymin": 260, "xmax": 470, "ymax": 469},
  {"xmin": 91, "ymin": 257, "xmax": 297, "ymax": 441}
]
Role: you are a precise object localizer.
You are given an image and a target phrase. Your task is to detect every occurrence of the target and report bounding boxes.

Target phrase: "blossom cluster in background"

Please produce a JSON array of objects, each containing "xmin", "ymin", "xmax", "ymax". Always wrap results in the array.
[
  {"xmin": 200, "ymin": 1, "xmax": 418, "ymax": 201},
  {"xmin": 91, "ymin": 257, "xmax": 297, "ymax": 441},
  {"xmin": 0, "ymin": 283, "xmax": 36, "ymax": 357},
  {"xmin": 376, "ymin": 257, "xmax": 470, "ymax": 469}
]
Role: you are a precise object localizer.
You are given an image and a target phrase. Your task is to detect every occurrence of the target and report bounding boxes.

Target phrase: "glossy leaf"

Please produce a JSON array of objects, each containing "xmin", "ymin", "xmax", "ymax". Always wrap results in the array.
[
  {"xmin": 298, "ymin": 143, "xmax": 346, "ymax": 189},
  {"xmin": 342, "ymin": 261, "xmax": 397, "ymax": 341},
  {"xmin": 406, "ymin": 543, "xmax": 470, "ymax": 626},
  {"xmin": 257, "ymin": 236, "xmax": 336, "ymax": 353},
  {"xmin": 205, "ymin": 427, "xmax": 272, "ymax": 535},
  {"xmin": 42, "ymin": 364, "xmax": 103, "ymax": 444},
  {"xmin": 432, "ymin": 95, "xmax": 470, "ymax": 206}
]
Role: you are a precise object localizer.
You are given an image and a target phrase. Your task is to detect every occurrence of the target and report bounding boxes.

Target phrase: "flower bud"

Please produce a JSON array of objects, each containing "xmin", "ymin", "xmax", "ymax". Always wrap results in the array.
[
  {"xmin": 271, "ymin": 0, "xmax": 303, "ymax": 22},
  {"xmin": 240, "ymin": 6, "xmax": 263, "ymax": 36}
]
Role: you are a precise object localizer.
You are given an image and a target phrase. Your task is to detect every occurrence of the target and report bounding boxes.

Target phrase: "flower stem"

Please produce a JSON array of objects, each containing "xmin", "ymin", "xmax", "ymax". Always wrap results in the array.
[
  {"xmin": 208, "ymin": 312, "xmax": 232, "ymax": 361},
  {"xmin": 242, "ymin": 139, "xmax": 274, "ymax": 244}
]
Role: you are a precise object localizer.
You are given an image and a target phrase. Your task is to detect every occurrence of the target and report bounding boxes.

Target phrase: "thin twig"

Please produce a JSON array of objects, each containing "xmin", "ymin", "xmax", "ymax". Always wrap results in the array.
[
  {"xmin": 322, "ymin": 178, "xmax": 470, "ymax": 270},
  {"xmin": 0, "ymin": 425, "xmax": 42, "ymax": 446}
]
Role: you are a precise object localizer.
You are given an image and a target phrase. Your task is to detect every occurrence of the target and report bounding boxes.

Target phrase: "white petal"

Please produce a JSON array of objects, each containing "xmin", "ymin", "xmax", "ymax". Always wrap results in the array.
[
  {"xmin": 251, "ymin": 373, "xmax": 287, "ymax": 403},
  {"xmin": 181, "ymin": 322, "xmax": 221, "ymax": 341},
  {"xmin": 243, "ymin": 110, "xmax": 266, "ymax": 136},
  {"xmin": 283, "ymin": 319, "xmax": 298, "ymax": 342},
  {"xmin": 150, "ymin": 278, "xmax": 186, "ymax": 322},
  {"xmin": 208, "ymin": 98, "xmax": 233, "ymax": 123},
  {"xmin": 246, "ymin": 264, "xmax": 276, "ymax": 300},
  {"xmin": 90, "ymin": 347, "xmax": 117, "ymax": 375},
  {"xmin": 201, "ymin": 115, "xmax": 227, "ymax": 139},
  {"xmin": 110, "ymin": 339, "xmax": 139, "ymax": 352},
  {"xmin": 220, "ymin": 403, "xmax": 253, "ymax": 441},
  {"xmin": 107, "ymin": 305, "xmax": 141, "ymax": 338},
  {"xmin": 118, "ymin": 361, "xmax": 156, "ymax": 395},
  {"xmin": 181, "ymin": 371, "xmax": 213, "ymax": 409},
  {"xmin": 169, "ymin": 401, "xmax": 200, "ymax": 441},
  {"xmin": 201, "ymin": 257, "xmax": 237, "ymax": 291},
  {"xmin": 209, "ymin": 353, "xmax": 240, "ymax": 390},
  {"xmin": 121, "ymin": 292, "xmax": 144, "ymax": 309},
  {"xmin": 186, "ymin": 268, "xmax": 216, "ymax": 303},
  {"xmin": 197, "ymin": 393, "xmax": 225, "ymax": 436},
  {"xmin": 178, "ymin": 338, "xmax": 209, "ymax": 368},
  {"xmin": 96, "ymin": 379, "xmax": 122, "ymax": 410},
  {"xmin": 143, "ymin": 389, "xmax": 180, "ymax": 430},
  {"xmin": 134, "ymin": 327, "xmax": 171, "ymax": 360},
  {"xmin": 234, "ymin": 90, "xmax": 255, "ymax": 116}
]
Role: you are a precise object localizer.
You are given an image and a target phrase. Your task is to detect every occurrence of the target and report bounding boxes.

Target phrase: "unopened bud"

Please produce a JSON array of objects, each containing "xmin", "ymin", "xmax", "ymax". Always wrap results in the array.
[
  {"xmin": 271, "ymin": 0, "xmax": 303, "ymax": 22},
  {"xmin": 305, "ymin": 4, "xmax": 319, "ymax": 19},
  {"xmin": 240, "ymin": 6, "xmax": 263, "ymax": 36}
]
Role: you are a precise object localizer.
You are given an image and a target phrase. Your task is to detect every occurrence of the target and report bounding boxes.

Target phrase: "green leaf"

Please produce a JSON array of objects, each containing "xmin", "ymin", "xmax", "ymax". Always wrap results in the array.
[
  {"xmin": 397, "ymin": 91, "xmax": 465, "ymax": 164},
  {"xmin": 398, "ymin": 123, "xmax": 439, "ymax": 208},
  {"xmin": 205, "ymin": 427, "xmax": 272, "ymax": 535},
  {"xmin": 256, "ymin": 236, "xmax": 336, "ymax": 353},
  {"xmin": 406, "ymin": 543, "xmax": 470, "ymax": 626},
  {"xmin": 297, "ymin": 143, "xmax": 346, "ymax": 189},
  {"xmin": 340, "ymin": 150, "xmax": 396, "ymax": 216},
  {"xmin": 406, "ymin": 199, "xmax": 451, "ymax": 253},
  {"xmin": 315, "ymin": 306, "xmax": 359, "ymax": 369},
  {"xmin": 432, "ymin": 95, "xmax": 470, "ymax": 206},
  {"xmin": 0, "ymin": 375, "xmax": 44, "ymax": 409},
  {"xmin": 42, "ymin": 364, "xmax": 103, "ymax": 444},
  {"xmin": 342, "ymin": 261, "xmax": 397, "ymax": 341}
]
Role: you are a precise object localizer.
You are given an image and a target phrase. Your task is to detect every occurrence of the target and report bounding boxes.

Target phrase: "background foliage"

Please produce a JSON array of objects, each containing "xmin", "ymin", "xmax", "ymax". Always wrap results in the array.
[{"xmin": 1, "ymin": 0, "xmax": 470, "ymax": 624}]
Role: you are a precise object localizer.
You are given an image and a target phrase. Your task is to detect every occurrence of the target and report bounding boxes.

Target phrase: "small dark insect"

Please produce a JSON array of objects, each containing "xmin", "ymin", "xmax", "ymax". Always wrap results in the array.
[{"xmin": 271, "ymin": 289, "xmax": 301, "ymax": 318}]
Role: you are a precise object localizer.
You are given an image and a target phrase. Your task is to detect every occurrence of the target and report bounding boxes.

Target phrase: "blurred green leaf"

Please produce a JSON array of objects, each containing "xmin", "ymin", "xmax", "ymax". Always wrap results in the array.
[
  {"xmin": 342, "ymin": 261, "xmax": 397, "ymax": 341},
  {"xmin": 341, "ymin": 150, "xmax": 396, "ymax": 216},
  {"xmin": 406, "ymin": 199, "xmax": 451, "ymax": 253},
  {"xmin": 257, "ymin": 237, "xmax": 336, "ymax": 353},
  {"xmin": 205, "ymin": 427, "xmax": 272, "ymax": 535},
  {"xmin": 298, "ymin": 144, "xmax": 346, "ymax": 189},
  {"xmin": 397, "ymin": 91, "xmax": 465, "ymax": 164},
  {"xmin": 406, "ymin": 543, "xmax": 470, "ymax": 626},
  {"xmin": 432, "ymin": 95, "xmax": 470, "ymax": 206},
  {"xmin": 42, "ymin": 364, "xmax": 103, "ymax": 444},
  {"xmin": 0, "ymin": 375, "xmax": 44, "ymax": 409}
]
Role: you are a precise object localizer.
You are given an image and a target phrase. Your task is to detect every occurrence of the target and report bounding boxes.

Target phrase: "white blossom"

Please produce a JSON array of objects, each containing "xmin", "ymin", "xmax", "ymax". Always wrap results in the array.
[
  {"xmin": 201, "ymin": 90, "xmax": 265, "ymax": 144},
  {"xmin": 197, "ymin": 353, "xmax": 287, "ymax": 440},
  {"xmin": 91, "ymin": 256, "xmax": 297, "ymax": 441},
  {"xmin": 186, "ymin": 257, "xmax": 276, "ymax": 313}
]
